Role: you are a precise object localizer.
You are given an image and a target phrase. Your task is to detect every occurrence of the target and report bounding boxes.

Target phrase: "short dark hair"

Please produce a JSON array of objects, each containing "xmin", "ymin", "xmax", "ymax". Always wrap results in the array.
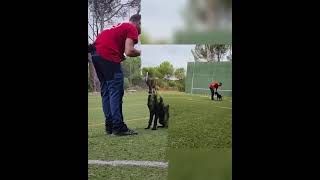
[{"xmin": 129, "ymin": 14, "xmax": 141, "ymax": 23}]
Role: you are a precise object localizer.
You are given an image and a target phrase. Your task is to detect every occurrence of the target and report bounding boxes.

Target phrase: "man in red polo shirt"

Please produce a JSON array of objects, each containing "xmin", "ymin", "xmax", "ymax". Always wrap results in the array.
[
  {"xmin": 209, "ymin": 81, "xmax": 222, "ymax": 100},
  {"xmin": 91, "ymin": 14, "xmax": 141, "ymax": 136}
]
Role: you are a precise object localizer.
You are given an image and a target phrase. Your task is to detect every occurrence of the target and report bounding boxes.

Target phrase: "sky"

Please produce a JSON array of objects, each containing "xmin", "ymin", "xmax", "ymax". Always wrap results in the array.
[
  {"xmin": 141, "ymin": 45, "xmax": 196, "ymax": 70},
  {"xmin": 89, "ymin": 0, "xmax": 187, "ymax": 43},
  {"xmin": 141, "ymin": 0, "xmax": 186, "ymax": 41},
  {"xmin": 140, "ymin": 44, "xmax": 231, "ymax": 71}
]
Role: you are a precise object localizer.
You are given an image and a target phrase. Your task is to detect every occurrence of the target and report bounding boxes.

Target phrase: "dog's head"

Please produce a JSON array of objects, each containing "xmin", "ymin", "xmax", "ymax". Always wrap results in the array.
[
  {"xmin": 159, "ymin": 96, "xmax": 164, "ymax": 105},
  {"xmin": 145, "ymin": 75, "xmax": 159, "ymax": 94},
  {"xmin": 146, "ymin": 79, "xmax": 156, "ymax": 94}
]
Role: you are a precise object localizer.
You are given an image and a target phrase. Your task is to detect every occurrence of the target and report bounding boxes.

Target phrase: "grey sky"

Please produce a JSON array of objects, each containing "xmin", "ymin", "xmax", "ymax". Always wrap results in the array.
[
  {"xmin": 141, "ymin": 0, "xmax": 186, "ymax": 41},
  {"xmin": 141, "ymin": 44, "xmax": 231, "ymax": 70},
  {"xmin": 141, "ymin": 45, "xmax": 195, "ymax": 70},
  {"xmin": 88, "ymin": 0, "xmax": 187, "ymax": 43}
]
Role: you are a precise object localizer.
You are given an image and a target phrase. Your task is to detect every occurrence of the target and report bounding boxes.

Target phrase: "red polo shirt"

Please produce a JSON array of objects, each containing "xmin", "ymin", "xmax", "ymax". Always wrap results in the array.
[
  {"xmin": 209, "ymin": 81, "xmax": 219, "ymax": 89},
  {"xmin": 94, "ymin": 22, "xmax": 139, "ymax": 63}
]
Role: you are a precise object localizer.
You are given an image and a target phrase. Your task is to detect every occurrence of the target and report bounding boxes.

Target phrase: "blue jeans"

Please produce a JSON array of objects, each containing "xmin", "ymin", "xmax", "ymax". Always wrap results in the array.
[{"xmin": 91, "ymin": 53, "xmax": 127, "ymax": 133}]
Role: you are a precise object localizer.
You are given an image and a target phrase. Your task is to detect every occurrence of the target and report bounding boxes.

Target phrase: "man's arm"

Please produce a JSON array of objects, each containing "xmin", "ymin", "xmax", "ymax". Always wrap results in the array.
[{"xmin": 125, "ymin": 38, "xmax": 141, "ymax": 57}]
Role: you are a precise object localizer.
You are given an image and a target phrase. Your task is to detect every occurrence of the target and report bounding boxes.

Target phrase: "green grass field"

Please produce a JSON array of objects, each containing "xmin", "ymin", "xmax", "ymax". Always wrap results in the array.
[
  {"xmin": 89, "ymin": 165, "xmax": 168, "ymax": 180},
  {"xmin": 88, "ymin": 91, "xmax": 232, "ymax": 180},
  {"xmin": 165, "ymin": 92, "xmax": 232, "ymax": 149},
  {"xmin": 168, "ymin": 149, "xmax": 232, "ymax": 180}
]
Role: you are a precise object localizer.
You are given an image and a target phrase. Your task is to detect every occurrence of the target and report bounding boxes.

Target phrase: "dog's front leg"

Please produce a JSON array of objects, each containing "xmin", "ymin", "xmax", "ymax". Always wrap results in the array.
[
  {"xmin": 152, "ymin": 113, "xmax": 158, "ymax": 130},
  {"xmin": 145, "ymin": 111, "xmax": 154, "ymax": 129},
  {"xmin": 157, "ymin": 115, "xmax": 165, "ymax": 128}
]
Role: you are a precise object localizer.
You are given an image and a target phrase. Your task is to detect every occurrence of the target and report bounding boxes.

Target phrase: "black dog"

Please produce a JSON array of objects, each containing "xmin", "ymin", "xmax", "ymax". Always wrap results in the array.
[
  {"xmin": 145, "ymin": 77, "xmax": 169, "ymax": 130},
  {"xmin": 159, "ymin": 102, "xmax": 169, "ymax": 128},
  {"xmin": 145, "ymin": 94, "xmax": 169, "ymax": 130},
  {"xmin": 215, "ymin": 92, "xmax": 223, "ymax": 101}
]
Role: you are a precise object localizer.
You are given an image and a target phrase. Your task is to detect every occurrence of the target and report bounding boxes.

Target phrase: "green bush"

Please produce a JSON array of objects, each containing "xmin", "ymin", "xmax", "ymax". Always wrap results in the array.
[
  {"xmin": 176, "ymin": 79, "xmax": 185, "ymax": 92},
  {"xmin": 124, "ymin": 78, "xmax": 130, "ymax": 89},
  {"xmin": 131, "ymin": 74, "xmax": 144, "ymax": 86},
  {"xmin": 176, "ymin": 83, "xmax": 185, "ymax": 92},
  {"xmin": 157, "ymin": 79, "xmax": 168, "ymax": 88},
  {"xmin": 168, "ymin": 81, "xmax": 176, "ymax": 87}
]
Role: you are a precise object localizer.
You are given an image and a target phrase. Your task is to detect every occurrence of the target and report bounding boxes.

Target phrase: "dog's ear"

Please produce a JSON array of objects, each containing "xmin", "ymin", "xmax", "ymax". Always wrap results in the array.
[
  {"xmin": 146, "ymin": 79, "xmax": 152, "ymax": 93},
  {"xmin": 153, "ymin": 94, "xmax": 158, "ymax": 102},
  {"xmin": 159, "ymin": 96, "xmax": 163, "ymax": 103}
]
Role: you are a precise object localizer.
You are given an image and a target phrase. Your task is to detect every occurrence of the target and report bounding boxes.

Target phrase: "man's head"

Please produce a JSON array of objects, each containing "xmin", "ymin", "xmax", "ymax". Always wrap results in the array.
[
  {"xmin": 129, "ymin": 14, "xmax": 141, "ymax": 35},
  {"xmin": 219, "ymin": 82, "xmax": 222, "ymax": 86}
]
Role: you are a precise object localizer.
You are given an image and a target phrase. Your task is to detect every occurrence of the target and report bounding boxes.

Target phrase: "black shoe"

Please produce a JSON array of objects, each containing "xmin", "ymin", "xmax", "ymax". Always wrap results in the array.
[
  {"xmin": 112, "ymin": 129, "xmax": 138, "ymax": 136},
  {"xmin": 105, "ymin": 121, "xmax": 113, "ymax": 135}
]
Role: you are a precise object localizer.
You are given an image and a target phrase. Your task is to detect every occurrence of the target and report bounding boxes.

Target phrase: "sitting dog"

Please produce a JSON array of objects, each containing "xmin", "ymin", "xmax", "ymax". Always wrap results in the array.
[
  {"xmin": 145, "ymin": 76, "xmax": 169, "ymax": 130},
  {"xmin": 158, "ymin": 97, "xmax": 169, "ymax": 128},
  {"xmin": 215, "ymin": 92, "xmax": 223, "ymax": 101}
]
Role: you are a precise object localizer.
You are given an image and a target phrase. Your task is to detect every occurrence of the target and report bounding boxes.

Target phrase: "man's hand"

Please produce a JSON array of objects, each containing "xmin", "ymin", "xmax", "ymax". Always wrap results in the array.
[
  {"xmin": 121, "ymin": 53, "xmax": 127, "ymax": 62},
  {"xmin": 125, "ymin": 38, "xmax": 141, "ymax": 57}
]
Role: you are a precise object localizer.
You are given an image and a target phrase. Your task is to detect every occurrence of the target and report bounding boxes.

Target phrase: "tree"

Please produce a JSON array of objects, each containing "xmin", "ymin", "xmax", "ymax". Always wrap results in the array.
[
  {"xmin": 142, "ymin": 67, "xmax": 152, "ymax": 77},
  {"xmin": 142, "ymin": 67, "xmax": 161, "ymax": 79},
  {"xmin": 174, "ymin": 68, "xmax": 186, "ymax": 80},
  {"xmin": 226, "ymin": 44, "xmax": 232, "ymax": 61},
  {"xmin": 174, "ymin": 67, "xmax": 186, "ymax": 92},
  {"xmin": 124, "ymin": 78, "xmax": 130, "ymax": 89},
  {"xmin": 214, "ymin": 44, "xmax": 229, "ymax": 62},
  {"xmin": 191, "ymin": 44, "xmax": 229, "ymax": 62},
  {"xmin": 121, "ymin": 57, "xmax": 141, "ymax": 85},
  {"xmin": 88, "ymin": 53, "xmax": 100, "ymax": 92},
  {"xmin": 157, "ymin": 61, "xmax": 174, "ymax": 79},
  {"xmin": 88, "ymin": 0, "xmax": 140, "ymax": 33},
  {"xmin": 142, "ymin": 65, "xmax": 186, "ymax": 91}
]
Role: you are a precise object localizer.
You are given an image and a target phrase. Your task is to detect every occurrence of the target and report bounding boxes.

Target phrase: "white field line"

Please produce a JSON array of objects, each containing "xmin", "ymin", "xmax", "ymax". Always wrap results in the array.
[
  {"xmin": 88, "ymin": 160, "xmax": 168, "ymax": 168},
  {"xmin": 215, "ymin": 106, "xmax": 232, "ymax": 110}
]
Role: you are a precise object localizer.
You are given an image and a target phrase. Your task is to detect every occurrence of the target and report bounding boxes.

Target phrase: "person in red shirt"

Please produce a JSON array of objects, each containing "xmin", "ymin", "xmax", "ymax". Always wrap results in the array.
[
  {"xmin": 91, "ymin": 14, "xmax": 141, "ymax": 136},
  {"xmin": 209, "ymin": 81, "xmax": 222, "ymax": 100}
]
